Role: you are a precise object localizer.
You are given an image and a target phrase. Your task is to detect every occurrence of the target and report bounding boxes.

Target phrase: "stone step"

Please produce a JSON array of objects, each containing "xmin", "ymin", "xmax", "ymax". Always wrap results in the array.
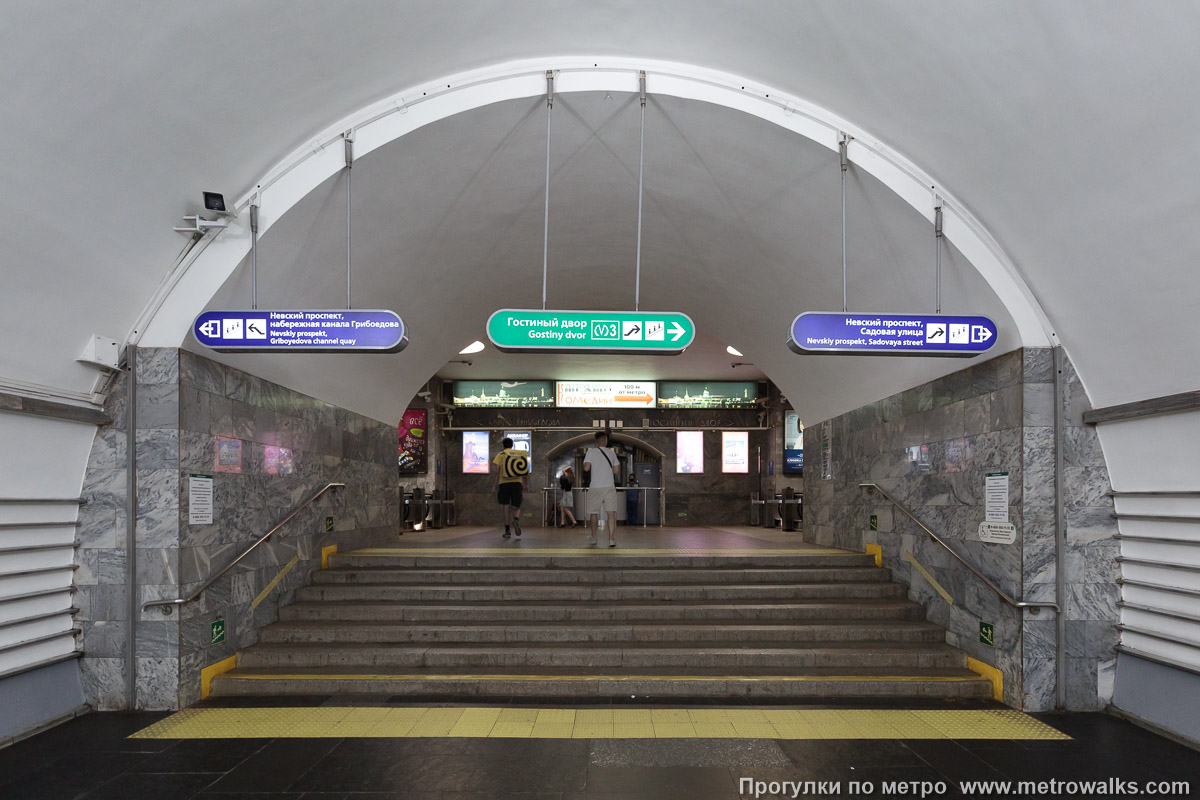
[
  {"xmin": 313, "ymin": 566, "xmax": 891, "ymax": 585},
  {"xmin": 278, "ymin": 599, "xmax": 927, "ymax": 624},
  {"xmin": 258, "ymin": 620, "xmax": 946, "ymax": 645},
  {"xmin": 235, "ymin": 641, "xmax": 967, "ymax": 670},
  {"xmin": 328, "ymin": 553, "xmax": 877, "ymax": 570},
  {"xmin": 211, "ymin": 665, "xmax": 994, "ymax": 700},
  {"xmin": 294, "ymin": 582, "xmax": 908, "ymax": 604}
]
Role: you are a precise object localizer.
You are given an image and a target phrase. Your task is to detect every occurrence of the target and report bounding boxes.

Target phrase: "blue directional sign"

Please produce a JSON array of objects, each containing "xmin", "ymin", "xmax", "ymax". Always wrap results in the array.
[
  {"xmin": 787, "ymin": 312, "xmax": 997, "ymax": 357},
  {"xmin": 193, "ymin": 310, "xmax": 408, "ymax": 353}
]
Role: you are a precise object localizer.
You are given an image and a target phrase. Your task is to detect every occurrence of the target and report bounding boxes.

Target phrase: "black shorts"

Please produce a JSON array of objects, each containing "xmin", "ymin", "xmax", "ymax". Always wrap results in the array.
[{"xmin": 497, "ymin": 482, "xmax": 523, "ymax": 507}]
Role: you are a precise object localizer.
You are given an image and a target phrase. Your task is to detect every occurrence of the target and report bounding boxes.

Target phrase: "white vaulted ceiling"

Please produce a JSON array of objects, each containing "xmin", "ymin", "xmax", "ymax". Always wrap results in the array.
[{"xmin": 2, "ymin": 2, "xmax": 1198, "ymax": 424}]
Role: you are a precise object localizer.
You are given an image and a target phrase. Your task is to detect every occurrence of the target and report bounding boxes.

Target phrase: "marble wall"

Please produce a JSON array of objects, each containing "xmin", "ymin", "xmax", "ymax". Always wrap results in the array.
[
  {"xmin": 803, "ymin": 348, "xmax": 1119, "ymax": 711},
  {"xmin": 445, "ymin": 407, "xmax": 767, "ymax": 527},
  {"xmin": 77, "ymin": 348, "xmax": 400, "ymax": 710}
]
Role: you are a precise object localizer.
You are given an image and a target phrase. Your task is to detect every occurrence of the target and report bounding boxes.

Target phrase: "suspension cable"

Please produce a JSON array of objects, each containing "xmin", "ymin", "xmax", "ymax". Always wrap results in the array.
[
  {"xmin": 345, "ymin": 133, "xmax": 354, "ymax": 310},
  {"xmin": 542, "ymin": 71, "xmax": 553, "ymax": 311},
  {"xmin": 635, "ymin": 71, "xmax": 647, "ymax": 312},
  {"xmin": 839, "ymin": 134, "xmax": 849, "ymax": 313}
]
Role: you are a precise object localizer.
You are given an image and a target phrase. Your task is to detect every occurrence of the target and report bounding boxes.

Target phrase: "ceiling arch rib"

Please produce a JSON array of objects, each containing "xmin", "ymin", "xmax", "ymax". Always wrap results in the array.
[{"xmin": 139, "ymin": 57, "xmax": 1053, "ymax": 350}]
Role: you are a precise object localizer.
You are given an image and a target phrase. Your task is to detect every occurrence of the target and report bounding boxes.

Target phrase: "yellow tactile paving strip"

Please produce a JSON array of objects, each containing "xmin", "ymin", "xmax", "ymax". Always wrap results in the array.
[
  {"xmin": 130, "ymin": 707, "xmax": 1069, "ymax": 741},
  {"xmin": 350, "ymin": 548, "xmax": 850, "ymax": 556},
  {"xmin": 223, "ymin": 673, "xmax": 984, "ymax": 685}
]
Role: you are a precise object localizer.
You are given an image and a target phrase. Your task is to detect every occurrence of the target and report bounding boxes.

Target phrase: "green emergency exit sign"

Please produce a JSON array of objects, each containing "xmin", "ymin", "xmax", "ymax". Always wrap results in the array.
[
  {"xmin": 979, "ymin": 621, "xmax": 994, "ymax": 647},
  {"xmin": 211, "ymin": 619, "xmax": 226, "ymax": 645},
  {"xmin": 487, "ymin": 309, "xmax": 695, "ymax": 354}
]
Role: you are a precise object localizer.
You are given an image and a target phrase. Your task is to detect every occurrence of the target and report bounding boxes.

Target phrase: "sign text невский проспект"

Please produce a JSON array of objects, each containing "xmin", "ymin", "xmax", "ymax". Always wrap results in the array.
[
  {"xmin": 787, "ymin": 312, "xmax": 997, "ymax": 357},
  {"xmin": 193, "ymin": 309, "xmax": 407, "ymax": 353}
]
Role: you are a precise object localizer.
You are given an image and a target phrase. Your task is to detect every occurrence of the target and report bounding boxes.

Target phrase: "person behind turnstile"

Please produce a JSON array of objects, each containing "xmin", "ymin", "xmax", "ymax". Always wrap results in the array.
[
  {"xmin": 557, "ymin": 466, "xmax": 578, "ymax": 528},
  {"xmin": 625, "ymin": 472, "xmax": 640, "ymax": 526}
]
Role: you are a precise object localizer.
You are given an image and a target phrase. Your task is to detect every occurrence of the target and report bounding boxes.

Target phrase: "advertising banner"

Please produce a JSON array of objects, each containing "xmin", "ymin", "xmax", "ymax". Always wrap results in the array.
[
  {"xmin": 462, "ymin": 431, "xmax": 490, "ymax": 474},
  {"xmin": 722, "ymin": 431, "xmax": 749, "ymax": 473},
  {"xmin": 676, "ymin": 431, "xmax": 705, "ymax": 474},
  {"xmin": 658, "ymin": 381, "xmax": 759, "ymax": 409},
  {"xmin": 399, "ymin": 408, "xmax": 427, "ymax": 473},
  {"xmin": 784, "ymin": 411, "xmax": 804, "ymax": 474},
  {"xmin": 556, "ymin": 381, "xmax": 657, "ymax": 409}
]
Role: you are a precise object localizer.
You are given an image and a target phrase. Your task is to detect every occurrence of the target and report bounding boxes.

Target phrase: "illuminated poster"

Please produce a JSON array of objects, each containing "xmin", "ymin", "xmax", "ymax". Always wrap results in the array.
[
  {"xmin": 657, "ymin": 381, "xmax": 759, "ymax": 409},
  {"xmin": 676, "ymin": 431, "xmax": 704, "ymax": 474},
  {"xmin": 462, "ymin": 431, "xmax": 490, "ymax": 474},
  {"xmin": 504, "ymin": 431, "xmax": 531, "ymax": 454},
  {"xmin": 453, "ymin": 381, "xmax": 554, "ymax": 407},
  {"xmin": 214, "ymin": 437, "xmax": 242, "ymax": 474},
  {"xmin": 556, "ymin": 381, "xmax": 656, "ymax": 408},
  {"xmin": 784, "ymin": 411, "xmax": 804, "ymax": 474},
  {"xmin": 722, "ymin": 431, "xmax": 749, "ymax": 473},
  {"xmin": 264, "ymin": 446, "xmax": 295, "ymax": 475},
  {"xmin": 399, "ymin": 408, "xmax": 427, "ymax": 473}
]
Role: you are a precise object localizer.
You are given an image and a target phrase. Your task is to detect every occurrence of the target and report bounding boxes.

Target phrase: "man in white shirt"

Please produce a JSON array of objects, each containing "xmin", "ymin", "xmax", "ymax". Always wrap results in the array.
[{"xmin": 582, "ymin": 431, "xmax": 621, "ymax": 547}]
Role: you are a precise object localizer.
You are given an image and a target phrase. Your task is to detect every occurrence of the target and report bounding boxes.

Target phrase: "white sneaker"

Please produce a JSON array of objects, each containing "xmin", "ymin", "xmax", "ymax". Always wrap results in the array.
[{"xmin": 586, "ymin": 536, "xmax": 597, "ymax": 545}]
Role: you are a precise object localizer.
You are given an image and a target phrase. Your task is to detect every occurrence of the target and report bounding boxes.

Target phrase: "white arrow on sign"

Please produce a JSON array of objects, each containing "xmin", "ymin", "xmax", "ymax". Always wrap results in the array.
[
  {"xmin": 971, "ymin": 325, "xmax": 994, "ymax": 343},
  {"xmin": 668, "ymin": 321, "xmax": 686, "ymax": 341}
]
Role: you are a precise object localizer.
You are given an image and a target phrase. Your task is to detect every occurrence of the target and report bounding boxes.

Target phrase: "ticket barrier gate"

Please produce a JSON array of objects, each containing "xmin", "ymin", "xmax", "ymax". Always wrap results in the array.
[
  {"xmin": 403, "ymin": 488, "xmax": 428, "ymax": 531},
  {"xmin": 426, "ymin": 489, "xmax": 457, "ymax": 529},
  {"xmin": 750, "ymin": 490, "xmax": 802, "ymax": 530}
]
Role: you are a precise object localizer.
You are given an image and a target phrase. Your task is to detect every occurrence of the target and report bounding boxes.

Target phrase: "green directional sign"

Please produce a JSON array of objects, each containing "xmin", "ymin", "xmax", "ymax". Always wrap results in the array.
[
  {"xmin": 487, "ymin": 309, "xmax": 695, "ymax": 355},
  {"xmin": 210, "ymin": 618, "xmax": 226, "ymax": 645}
]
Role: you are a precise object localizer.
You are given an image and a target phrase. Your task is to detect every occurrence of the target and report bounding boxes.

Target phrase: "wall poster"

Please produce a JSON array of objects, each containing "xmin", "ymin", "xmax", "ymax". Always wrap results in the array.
[
  {"xmin": 399, "ymin": 408, "xmax": 428, "ymax": 473},
  {"xmin": 504, "ymin": 430, "xmax": 531, "ymax": 453},
  {"xmin": 722, "ymin": 431, "xmax": 749, "ymax": 473},
  {"xmin": 676, "ymin": 431, "xmax": 705, "ymax": 474},
  {"xmin": 783, "ymin": 411, "xmax": 804, "ymax": 474},
  {"xmin": 214, "ymin": 437, "xmax": 242, "ymax": 474},
  {"xmin": 462, "ymin": 431, "xmax": 490, "ymax": 474},
  {"xmin": 264, "ymin": 446, "xmax": 295, "ymax": 475}
]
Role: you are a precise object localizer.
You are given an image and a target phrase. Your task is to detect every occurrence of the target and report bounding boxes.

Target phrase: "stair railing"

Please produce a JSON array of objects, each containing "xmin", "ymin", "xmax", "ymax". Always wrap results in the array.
[
  {"xmin": 860, "ymin": 482, "xmax": 1059, "ymax": 613},
  {"xmin": 143, "ymin": 482, "xmax": 345, "ymax": 615}
]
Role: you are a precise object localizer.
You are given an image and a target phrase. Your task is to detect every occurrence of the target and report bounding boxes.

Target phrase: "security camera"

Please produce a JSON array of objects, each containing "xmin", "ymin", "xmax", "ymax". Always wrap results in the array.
[{"xmin": 416, "ymin": 390, "xmax": 432, "ymax": 401}]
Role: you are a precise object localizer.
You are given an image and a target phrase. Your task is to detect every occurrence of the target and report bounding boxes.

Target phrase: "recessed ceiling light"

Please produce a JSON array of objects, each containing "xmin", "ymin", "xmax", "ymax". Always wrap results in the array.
[
  {"xmin": 459, "ymin": 341, "xmax": 485, "ymax": 354},
  {"xmin": 726, "ymin": 346, "xmax": 744, "ymax": 357}
]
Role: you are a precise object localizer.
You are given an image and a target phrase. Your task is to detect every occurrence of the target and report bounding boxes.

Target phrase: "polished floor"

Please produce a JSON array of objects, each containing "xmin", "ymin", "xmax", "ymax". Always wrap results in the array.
[{"xmin": 3, "ymin": 706, "xmax": 1199, "ymax": 799}]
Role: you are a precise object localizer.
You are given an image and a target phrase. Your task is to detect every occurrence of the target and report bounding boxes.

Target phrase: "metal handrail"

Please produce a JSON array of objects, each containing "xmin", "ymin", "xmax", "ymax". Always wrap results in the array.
[
  {"xmin": 143, "ymin": 482, "xmax": 344, "ymax": 615},
  {"xmin": 860, "ymin": 482, "xmax": 1060, "ymax": 612}
]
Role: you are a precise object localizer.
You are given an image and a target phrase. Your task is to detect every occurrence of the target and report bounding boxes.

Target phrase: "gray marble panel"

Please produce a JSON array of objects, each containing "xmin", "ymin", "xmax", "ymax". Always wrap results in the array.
[
  {"xmin": 968, "ymin": 358, "xmax": 1000, "ymax": 397},
  {"xmin": 77, "ymin": 583, "xmax": 127, "ymax": 621},
  {"xmin": 1022, "ymin": 427, "xmax": 1056, "ymax": 508},
  {"xmin": 1065, "ymin": 506, "xmax": 1118, "ymax": 545},
  {"xmin": 995, "ymin": 350, "xmax": 1024, "ymax": 389},
  {"xmin": 135, "ymin": 547, "xmax": 179, "ymax": 585},
  {"xmin": 89, "ymin": 427, "xmax": 127, "ymax": 469},
  {"xmin": 1064, "ymin": 466, "xmax": 1112, "ymax": 508},
  {"xmin": 136, "ymin": 657, "xmax": 179, "ymax": 711},
  {"xmin": 1022, "ymin": 653, "xmax": 1056, "ymax": 712},
  {"xmin": 179, "ymin": 350, "xmax": 225, "ymax": 394},
  {"xmin": 135, "ymin": 382, "xmax": 179, "ymax": 431},
  {"xmin": 80, "ymin": 620, "xmax": 127, "ymax": 657},
  {"xmin": 1066, "ymin": 582, "xmax": 1119, "ymax": 621},
  {"xmin": 76, "ymin": 547, "xmax": 127, "ymax": 586},
  {"xmin": 135, "ymin": 468, "xmax": 179, "ymax": 548},
  {"xmin": 962, "ymin": 395, "xmax": 991, "ymax": 438},
  {"xmin": 1065, "ymin": 619, "xmax": 1119, "ymax": 659},
  {"xmin": 135, "ymin": 429, "xmax": 178, "ymax": 471},
  {"xmin": 990, "ymin": 384, "xmax": 1023, "ymax": 431},
  {"xmin": 80, "ymin": 657, "xmax": 125, "ymax": 711},
  {"xmin": 135, "ymin": 347, "xmax": 178, "ymax": 386},
  {"xmin": 1064, "ymin": 425, "xmax": 1107, "ymax": 468},
  {"xmin": 1023, "ymin": 348, "xmax": 1054, "ymax": 384},
  {"xmin": 1022, "ymin": 383, "xmax": 1054, "ymax": 428},
  {"xmin": 78, "ymin": 505, "xmax": 123, "ymax": 549},
  {"xmin": 209, "ymin": 394, "xmax": 235, "ymax": 438},
  {"xmin": 136, "ymin": 619, "xmax": 180, "ymax": 658},
  {"xmin": 932, "ymin": 369, "xmax": 972, "ymax": 409},
  {"xmin": 1065, "ymin": 657, "xmax": 1102, "ymax": 711}
]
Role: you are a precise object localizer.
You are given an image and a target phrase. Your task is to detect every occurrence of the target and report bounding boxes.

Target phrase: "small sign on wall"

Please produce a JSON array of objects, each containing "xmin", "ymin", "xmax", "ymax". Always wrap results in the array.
[
  {"xmin": 188, "ymin": 474, "xmax": 213, "ymax": 525},
  {"xmin": 978, "ymin": 521, "xmax": 1017, "ymax": 544},
  {"xmin": 325, "ymin": 516, "xmax": 334, "ymax": 533},
  {"xmin": 870, "ymin": 514, "xmax": 879, "ymax": 531},
  {"xmin": 210, "ymin": 618, "xmax": 226, "ymax": 645},
  {"xmin": 985, "ymin": 472, "xmax": 1009, "ymax": 522},
  {"xmin": 979, "ymin": 621, "xmax": 995, "ymax": 647}
]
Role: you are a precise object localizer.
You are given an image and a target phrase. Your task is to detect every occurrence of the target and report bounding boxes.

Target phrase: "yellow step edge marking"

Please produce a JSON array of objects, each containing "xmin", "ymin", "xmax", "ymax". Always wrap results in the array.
[
  {"xmin": 221, "ymin": 672, "xmax": 983, "ymax": 683},
  {"xmin": 251, "ymin": 555, "xmax": 300, "ymax": 610},
  {"xmin": 967, "ymin": 657, "xmax": 1005, "ymax": 702},
  {"xmin": 129, "ymin": 707, "xmax": 1070, "ymax": 741},
  {"xmin": 320, "ymin": 544, "xmax": 337, "ymax": 570},
  {"xmin": 349, "ymin": 548, "xmax": 852, "ymax": 556},
  {"xmin": 904, "ymin": 551, "xmax": 954, "ymax": 605},
  {"xmin": 865, "ymin": 543, "xmax": 882, "ymax": 567},
  {"xmin": 199, "ymin": 656, "xmax": 237, "ymax": 700}
]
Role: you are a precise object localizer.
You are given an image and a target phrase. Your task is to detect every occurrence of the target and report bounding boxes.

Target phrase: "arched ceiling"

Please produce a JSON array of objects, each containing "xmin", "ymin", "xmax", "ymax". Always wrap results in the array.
[{"xmin": 3, "ymin": 2, "xmax": 1197, "ymax": 420}]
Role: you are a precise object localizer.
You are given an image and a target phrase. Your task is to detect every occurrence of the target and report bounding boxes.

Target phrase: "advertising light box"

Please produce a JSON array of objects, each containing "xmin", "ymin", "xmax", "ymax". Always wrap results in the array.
[
  {"xmin": 658, "ymin": 381, "xmax": 759, "ymax": 409},
  {"xmin": 784, "ymin": 411, "xmax": 804, "ymax": 475},
  {"xmin": 676, "ymin": 431, "xmax": 704, "ymax": 474},
  {"xmin": 453, "ymin": 381, "xmax": 554, "ymax": 408},
  {"xmin": 462, "ymin": 431, "xmax": 490, "ymax": 474},
  {"xmin": 505, "ymin": 431, "xmax": 531, "ymax": 453},
  {"xmin": 556, "ymin": 381, "xmax": 657, "ymax": 409},
  {"xmin": 722, "ymin": 432, "xmax": 749, "ymax": 473}
]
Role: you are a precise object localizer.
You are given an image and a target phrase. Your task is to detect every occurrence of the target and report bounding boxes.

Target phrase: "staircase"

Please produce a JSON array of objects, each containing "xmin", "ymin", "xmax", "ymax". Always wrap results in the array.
[{"xmin": 210, "ymin": 549, "xmax": 994, "ymax": 700}]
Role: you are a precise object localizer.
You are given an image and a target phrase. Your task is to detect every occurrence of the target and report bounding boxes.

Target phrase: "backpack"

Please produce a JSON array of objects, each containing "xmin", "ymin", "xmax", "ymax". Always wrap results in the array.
[{"xmin": 503, "ymin": 450, "xmax": 530, "ymax": 477}]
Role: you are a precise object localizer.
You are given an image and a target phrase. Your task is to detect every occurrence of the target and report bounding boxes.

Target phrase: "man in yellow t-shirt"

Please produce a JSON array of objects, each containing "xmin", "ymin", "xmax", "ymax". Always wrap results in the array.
[{"xmin": 492, "ymin": 437, "xmax": 530, "ymax": 538}]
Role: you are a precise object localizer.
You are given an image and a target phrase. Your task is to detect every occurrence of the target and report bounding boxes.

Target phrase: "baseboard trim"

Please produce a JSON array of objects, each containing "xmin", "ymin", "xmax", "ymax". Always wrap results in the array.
[{"xmin": 0, "ymin": 703, "xmax": 90, "ymax": 751}]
